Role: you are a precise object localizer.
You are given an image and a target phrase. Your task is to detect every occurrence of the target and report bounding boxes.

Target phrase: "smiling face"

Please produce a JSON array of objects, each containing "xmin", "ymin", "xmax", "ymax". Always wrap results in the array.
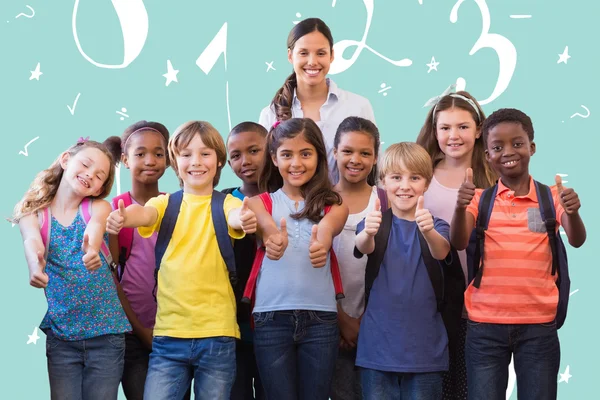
[
  {"xmin": 123, "ymin": 131, "xmax": 168, "ymax": 185},
  {"xmin": 227, "ymin": 130, "xmax": 266, "ymax": 186},
  {"xmin": 485, "ymin": 122, "xmax": 535, "ymax": 180},
  {"xmin": 272, "ymin": 133, "xmax": 318, "ymax": 193},
  {"xmin": 436, "ymin": 107, "xmax": 480, "ymax": 161},
  {"xmin": 175, "ymin": 134, "xmax": 220, "ymax": 195},
  {"xmin": 288, "ymin": 30, "xmax": 334, "ymax": 88},
  {"xmin": 334, "ymin": 131, "xmax": 376, "ymax": 185},
  {"xmin": 382, "ymin": 162, "xmax": 429, "ymax": 218},
  {"xmin": 61, "ymin": 147, "xmax": 111, "ymax": 197}
]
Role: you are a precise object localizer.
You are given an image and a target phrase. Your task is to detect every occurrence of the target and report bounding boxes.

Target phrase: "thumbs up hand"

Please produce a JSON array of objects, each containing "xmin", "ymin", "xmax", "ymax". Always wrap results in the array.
[
  {"xmin": 364, "ymin": 198, "xmax": 382, "ymax": 236},
  {"xmin": 456, "ymin": 168, "xmax": 476, "ymax": 209},
  {"xmin": 82, "ymin": 233, "xmax": 102, "ymax": 271},
  {"xmin": 106, "ymin": 199, "xmax": 127, "ymax": 235},
  {"xmin": 415, "ymin": 196, "xmax": 434, "ymax": 234},
  {"xmin": 309, "ymin": 225, "xmax": 328, "ymax": 268},
  {"xmin": 555, "ymin": 174, "xmax": 580, "ymax": 215},
  {"xmin": 239, "ymin": 198, "xmax": 257, "ymax": 234},
  {"xmin": 29, "ymin": 250, "xmax": 49, "ymax": 288},
  {"xmin": 265, "ymin": 217, "xmax": 288, "ymax": 260}
]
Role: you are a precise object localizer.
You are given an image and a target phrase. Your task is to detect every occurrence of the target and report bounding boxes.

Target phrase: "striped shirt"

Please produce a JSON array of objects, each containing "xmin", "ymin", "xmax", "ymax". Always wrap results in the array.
[{"xmin": 465, "ymin": 177, "xmax": 565, "ymax": 324}]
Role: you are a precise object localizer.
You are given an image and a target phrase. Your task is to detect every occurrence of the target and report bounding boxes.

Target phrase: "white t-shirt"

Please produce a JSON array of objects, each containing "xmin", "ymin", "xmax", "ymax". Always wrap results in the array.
[
  {"xmin": 259, "ymin": 79, "xmax": 376, "ymax": 184},
  {"xmin": 332, "ymin": 186, "xmax": 378, "ymax": 318}
]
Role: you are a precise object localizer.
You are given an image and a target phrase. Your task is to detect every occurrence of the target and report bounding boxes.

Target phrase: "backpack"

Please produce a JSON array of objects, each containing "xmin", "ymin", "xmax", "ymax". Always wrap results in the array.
[
  {"xmin": 38, "ymin": 198, "xmax": 118, "ymax": 272},
  {"xmin": 152, "ymin": 190, "xmax": 237, "ymax": 301},
  {"xmin": 241, "ymin": 192, "xmax": 345, "ymax": 304},
  {"xmin": 360, "ymin": 188, "xmax": 466, "ymax": 347},
  {"xmin": 467, "ymin": 181, "xmax": 570, "ymax": 329},
  {"xmin": 111, "ymin": 192, "xmax": 165, "ymax": 281}
]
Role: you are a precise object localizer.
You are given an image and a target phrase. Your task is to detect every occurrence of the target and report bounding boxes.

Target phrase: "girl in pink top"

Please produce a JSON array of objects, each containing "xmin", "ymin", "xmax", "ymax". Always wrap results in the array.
[{"xmin": 416, "ymin": 89, "xmax": 496, "ymax": 400}]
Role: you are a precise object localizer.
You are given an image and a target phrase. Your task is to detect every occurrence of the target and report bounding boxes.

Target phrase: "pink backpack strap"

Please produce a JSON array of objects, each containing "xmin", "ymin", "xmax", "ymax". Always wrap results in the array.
[
  {"xmin": 79, "ymin": 198, "xmax": 117, "ymax": 271},
  {"xmin": 38, "ymin": 207, "xmax": 51, "ymax": 260}
]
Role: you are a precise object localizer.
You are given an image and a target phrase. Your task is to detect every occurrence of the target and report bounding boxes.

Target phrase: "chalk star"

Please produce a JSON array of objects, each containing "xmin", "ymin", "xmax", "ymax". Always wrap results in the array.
[
  {"xmin": 426, "ymin": 57, "xmax": 439, "ymax": 73},
  {"xmin": 265, "ymin": 61, "xmax": 276, "ymax": 72},
  {"xmin": 29, "ymin": 62, "xmax": 43, "ymax": 80},
  {"xmin": 559, "ymin": 365, "xmax": 572, "ymax": 383},
  {"xmin": 27, "ymin": 327, "xmax": 40, "ymax": 345},
  {"xmin": 162, "ymin": 60, "xmax": 179, "ymax": 87},
  {"xmin": 557, "ymin": 46, "xmax": 571, "ymax": 64}
]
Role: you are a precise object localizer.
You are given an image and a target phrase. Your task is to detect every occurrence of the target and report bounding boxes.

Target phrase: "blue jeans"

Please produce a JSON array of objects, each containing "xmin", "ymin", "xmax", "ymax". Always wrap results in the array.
[
  {"xmin": 465, "ymin": 320, "xmax": 560, "ymax": 400},
  {"xmin": 46, "ymin": 330, "xmax": 125, "ymax": 400},
  {"xmin": 361, "ymin": 368, "xmax": 443, "ymax": 400},
  {"xmin": 253, "ymin": 310, "xmax": 339, "ymax": 400},
  {"xmin": 143, "ymin": 336, "xmax": 236, "ymax": 400}
]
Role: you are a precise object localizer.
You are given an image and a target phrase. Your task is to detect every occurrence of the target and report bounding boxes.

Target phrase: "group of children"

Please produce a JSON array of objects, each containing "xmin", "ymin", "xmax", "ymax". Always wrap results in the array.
[{"xmin": 13, "ymin": 16, "xmax": 586, "ymax": 400}]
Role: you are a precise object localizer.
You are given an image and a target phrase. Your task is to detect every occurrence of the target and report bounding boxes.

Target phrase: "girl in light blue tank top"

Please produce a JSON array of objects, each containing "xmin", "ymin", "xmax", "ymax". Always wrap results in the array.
[
  {"xmin": 246, "ymin": 118, "xmax": 348, "ymax": 400},
  {"xmin": 12, "ymin": 138, "xmax": 130, "ymax": 400}
]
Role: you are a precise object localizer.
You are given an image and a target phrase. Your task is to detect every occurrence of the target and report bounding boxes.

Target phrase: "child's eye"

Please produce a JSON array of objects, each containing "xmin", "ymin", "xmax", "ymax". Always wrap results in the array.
[
  {"xmin": 302, "ymin": 152, "xmax": 312, "ymax": 158},
  {"xmin": 492, "ymin": 146, "xmax": 501, "ymax": 152},
  {"xmin": 514, "ymin": 142, "xmax": 523, "ymax": 148},
  {"xmin": 156, "ymin": 153, "xmax": 164, "ymax": 158},
  {"xmin": 250, "ymin": 149, "xmax": 260, "ymax": 155},
  {"xmin": 411, "ymin": 176, "xmax": 421, "ymax": 181},
  {"xmin": 230, "ymin": 154, "xmax": 240, "ymax": 160},
  {"xmin": 135, "ymin": 153, "xmax": 144, "ymax": 157},
  {"xmin": 181, "ymin": 153, "xmax": 190, "ymax": 158},
  {"xmin": 460, "ymin": 125, "xmax": 469, "ymax": 130},
  {"xmin": 342, "ymin": 149, "xmax": 352, "ymax": 154},
  {"xmin": 361, "ymin": 152, "xmax": 372, "ymax": 157}
]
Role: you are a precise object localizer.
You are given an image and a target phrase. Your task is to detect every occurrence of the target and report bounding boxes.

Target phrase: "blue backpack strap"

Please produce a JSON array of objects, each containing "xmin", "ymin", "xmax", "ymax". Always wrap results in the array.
[
  {"xmin": 211, "ymin": 190, "xmax": 237, "ymax": 285},
  {"xmin": 153, "ymin": 190, "xmax": 184, "ymax": 300},
  {"xmin": 471, "ymin": 184, "xmax": 498, "ymax": 288},
  {"xmin": 534, "ymin": 181, "xmax": 559, "ymax": 276}
]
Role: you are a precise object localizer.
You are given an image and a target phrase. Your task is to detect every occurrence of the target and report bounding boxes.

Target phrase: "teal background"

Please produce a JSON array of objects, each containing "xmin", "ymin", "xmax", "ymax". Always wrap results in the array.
[{"xmin": 1, "ymin": 0, "xmax": 598, "ymax": 398}]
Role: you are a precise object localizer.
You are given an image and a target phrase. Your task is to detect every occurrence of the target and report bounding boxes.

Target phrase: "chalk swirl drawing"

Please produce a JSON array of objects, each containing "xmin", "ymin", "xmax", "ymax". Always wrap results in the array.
[
  {"xmin": 450, "ymin": 0, "xmax": 517, "ymax": 105},
  {"xmin": 329, "ymin": 0, "xmax": 412, "ymax": 75},
  {"xmin": 72, "ymin": 0, "xmax": 149, "ymax": 69}
]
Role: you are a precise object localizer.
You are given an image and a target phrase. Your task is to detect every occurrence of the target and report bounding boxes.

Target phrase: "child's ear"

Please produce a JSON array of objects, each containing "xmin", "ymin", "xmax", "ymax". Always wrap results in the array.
[
  {"xmin": 271, "ymin": 153, "xmax": 278, "ymax": 167},
  {"xmin": 227, "ymin": 160, "xmax": 232, "ymax": 168},
  {"xmin": 59, "ymin": 152, "xmax": 70, "ymax": 169},
  {"xmin": 121, "ymin": 153, "xmax": 129, "ymax": 169},
  {"xmin": 330, "ymin": 47, "xmax": 335, "ymax": 64},
  {"xmin": 475, "ymin": 127, "xmax": 482, "ymax": 139},
  {"xmin": 333, "ymin": 147, "xmax": 338, "ymax": 160},
  {"xmin": 287, "ymin": 48, "xmax": 293, "ymax": 64},
  {"xmin": 530, "ymin": 141, "xmax": 536, "ymax": 156},
  {"xmin": 484, "ymin": 149, "xmax": 490, "ymax": 162}
]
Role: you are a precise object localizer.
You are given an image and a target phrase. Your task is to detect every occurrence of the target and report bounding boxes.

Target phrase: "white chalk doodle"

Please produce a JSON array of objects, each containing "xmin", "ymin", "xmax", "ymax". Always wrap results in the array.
[
  {"xmin": 196, "ymin": 23, "xmax": 228, "ymax": 74},
  {"xmin": 570, "ymin": 289, "xmax": 579, "ymax": 296},
  {"xmin": 509, "ymin": 15, "xmax": 532, "ymax": 19},
  {"xmin": 72, "ymin": 0, "xmax": 149, "ymax": 69},
  {"xmin": 163, "ymin": 60, "xmax": 179, "ymax": 86},
  {"xmin": 559, "ymin": 365, "xmax": 572, "ymax": 383},
  {"xmin": 557, "ymin": 46, "xmax": 571, "ymax": 64},
  {"xmin": 570, "ymin": 105, "xmax": 590, "ymax": 119},
  {"xmin": 15, "ymin": 5, "xmax": 35, "ymax": 19},
  {"xmin": 29, "ymin": 62, "xmax": 43, "ymax": 81},
  {"xmin": 115, "ymin": 164, "xmax": 121, "ymax": 195},
  {"xmin": 332, "ymin": 0, "xmax": 337, "ymax": 7},
  {"xmin": 378, "ymin": 83, "xmax": 392, "ymax": 96},
  {"xmin": 226, "ymin": 81, "xmax": 232, "ymax": 131},
  {"xmin": 67, "ymin": 93, "xmax": 81, "ymax": 115},
  {"xmin": 265, "ymin": 61, "xmax": 276, "ymax": 72},
  {"xmin": 116, "ymin": 108, "xmax": 129, "ymax": 120},
  {"xmin": 426, "ymin": 57, "xmax": 439, "ymax": 73},
  {"xmin": 19, "ymin": 136, "xmax": 40, "ymax": 156},
  {"xmin": 506, "ymin": 356, "xmax": 516, "ymax": 399},
  {"xmin": 450, "ymin": 0, "xmax": 517, "ymax": 105},
  {"xmin": 329, "ymin": 0, "xmax": 412, "ymax": 75},
  {"xmin": 27, "ymin": 327, "xmax": 40, "ymax": 345},
  {"xmin": 293, "ymin": 12, "xmax": 302, "ymax": 25}
]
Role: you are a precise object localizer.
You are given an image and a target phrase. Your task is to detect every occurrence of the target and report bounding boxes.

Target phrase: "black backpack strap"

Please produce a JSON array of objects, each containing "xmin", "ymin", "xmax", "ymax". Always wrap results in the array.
[
  {"xmin": 211, "ymin": 190, "xmax": 238, "ymax": 285},
  {"xmin": 221, "ymin": 187, "xmax": 237, "ymax": 195},
  {"xmin": 362, "ymin": 208, "xmax": 393, "ymax": 305},
  {"xmin": 376, "ymin": 187, "xmax": 389, "ymax": 212},
  {"xmin": 153, "ymin": 190, "xmax": 184, "ymax": 301},
  {"xmin": 418, "ymin": 230, "xmax": 444, "ymax": 312},
  {"xmin": 534, "ymin": 181, "xmax": 559, "ymax": 276},
  {"xmin": 472, "ymin": 185, "xmax": 497, "ymax": 288}
]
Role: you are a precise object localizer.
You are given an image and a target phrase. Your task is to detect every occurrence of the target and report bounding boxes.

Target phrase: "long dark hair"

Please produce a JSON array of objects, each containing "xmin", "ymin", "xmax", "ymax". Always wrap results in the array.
[
  {"xmin": 416, "ymin": 91, "xmax": 496, "ymax": 189},
  {"xmin": 271, "ymin": 18, "xmax": 334, "ymax": 122},
  {"xmin": 259, "ymin": 118, "xmax": 341, "ymax": 223},
  {"xmin": 334, "ymin": 117, "xmax": 380, "ymax": 186}
]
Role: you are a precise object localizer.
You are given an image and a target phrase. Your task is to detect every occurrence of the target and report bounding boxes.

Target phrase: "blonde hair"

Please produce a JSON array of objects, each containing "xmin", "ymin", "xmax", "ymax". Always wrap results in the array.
[
  {"xmin": 168, "ymin": 121, "xmax": 227, "ymax": 187},
  {"xmin": 11, "ymin": 140, "xmax": 119, "ymax": 223},
  {"xmin": 379, "ymin": 142, "xmax": 433, "ymax": 184}
]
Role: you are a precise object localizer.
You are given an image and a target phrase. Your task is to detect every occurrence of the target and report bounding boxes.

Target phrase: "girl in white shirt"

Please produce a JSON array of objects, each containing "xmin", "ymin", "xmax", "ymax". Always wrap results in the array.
[
  {"xmin": 330, "ymin": 116, "xmax": 381, "ymax": 400},
  {"xmin": 259, "ymin": 18, "xmax": 375, "ymax": 184}
]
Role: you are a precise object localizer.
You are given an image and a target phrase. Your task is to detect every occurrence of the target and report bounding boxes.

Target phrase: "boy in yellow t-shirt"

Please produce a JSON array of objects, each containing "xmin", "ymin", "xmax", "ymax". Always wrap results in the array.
[{"xmin": 107, "ymin": 121, "xmax": 257, "ymax": 400}]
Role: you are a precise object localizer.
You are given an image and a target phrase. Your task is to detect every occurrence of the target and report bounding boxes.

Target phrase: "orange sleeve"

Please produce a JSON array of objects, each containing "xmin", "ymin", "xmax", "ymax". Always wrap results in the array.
[
  {"xmin": 466, "ymin": 189, "xmax": 484, "ymax": 221},
  {"xmin": 550, "ymin": 185, "xmax": 566, "ymax": 227}
]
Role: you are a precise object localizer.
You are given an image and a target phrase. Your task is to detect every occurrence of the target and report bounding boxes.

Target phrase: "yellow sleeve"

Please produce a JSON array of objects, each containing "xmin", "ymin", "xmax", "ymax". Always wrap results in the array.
[
  {"xmin": 224, "ymin": 194, "xmax": 245, "ymax": 240},
  {"xmin": 138, "ymin": 194, "xmax": 169, "ymax": 238}
]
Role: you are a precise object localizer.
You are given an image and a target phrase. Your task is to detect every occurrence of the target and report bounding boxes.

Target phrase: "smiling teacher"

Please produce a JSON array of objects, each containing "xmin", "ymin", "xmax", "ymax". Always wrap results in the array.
[{"xmin": 259, "ymin": 18, "xmax": 376, "ymax": 184}]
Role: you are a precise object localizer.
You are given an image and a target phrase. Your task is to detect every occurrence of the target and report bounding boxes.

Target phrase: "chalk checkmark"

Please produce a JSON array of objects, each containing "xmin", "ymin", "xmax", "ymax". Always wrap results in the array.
[
  {"xmin": 19, "ymin": 136, "xmax": 40, "ymax": 157},
  {"xmin": 67, "ymin": 93, "xmax": 81, "ymax": 115}
]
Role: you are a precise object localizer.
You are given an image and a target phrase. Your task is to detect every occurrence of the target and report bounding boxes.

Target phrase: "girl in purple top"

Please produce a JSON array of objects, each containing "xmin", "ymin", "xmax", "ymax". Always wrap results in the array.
[{"xmin": 13, "ymin": 138, "xmax": 130, "ymax": 400}]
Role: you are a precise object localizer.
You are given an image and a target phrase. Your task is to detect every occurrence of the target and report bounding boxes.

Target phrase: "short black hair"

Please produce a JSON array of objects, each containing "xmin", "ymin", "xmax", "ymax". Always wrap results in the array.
[
  {"xmin": 228, "ymin": 121, "xmax": 268, "ymax": 141},
  {"xmin": 482, "ymin": 108, "xmax": 534, "ymax": 146}
]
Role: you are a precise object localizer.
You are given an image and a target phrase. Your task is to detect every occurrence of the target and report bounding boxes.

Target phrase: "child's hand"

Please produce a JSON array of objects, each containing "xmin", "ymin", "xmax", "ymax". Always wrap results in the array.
[
  {"xmin": 364, "ymin": 198, "xmax": 382, "ymax": 236},
  {"xmin": 239, "ymin": 198, "xmax": 257, "ymax": 234},
  {"xmin": 106, "ymin": 199, "xmax": 127, "ymax": 235},
  {"xmin": 556, "ymin": 175, "xmax": 581, "ymax": 215},
  {"xmin": 309, "ymin": 225, "xmax": 328, "ymax": 268},
  {"xmin": 29, "ymin": 251, "xmax": 49, "ymax": 288},
  {"xmin": 415, "ymin": 196, "xmax": 434, "ymax": 234},
  {"xmin": 456, "ymin": 168, "xmax": 476, "ymax": 210},
  {"xmin": 265, "ymin": 218, "xmax": 288, "ymax": 260},
  {"xmin": 82, "ymin": 234, "xmax": 102, "ymax": 271}
]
